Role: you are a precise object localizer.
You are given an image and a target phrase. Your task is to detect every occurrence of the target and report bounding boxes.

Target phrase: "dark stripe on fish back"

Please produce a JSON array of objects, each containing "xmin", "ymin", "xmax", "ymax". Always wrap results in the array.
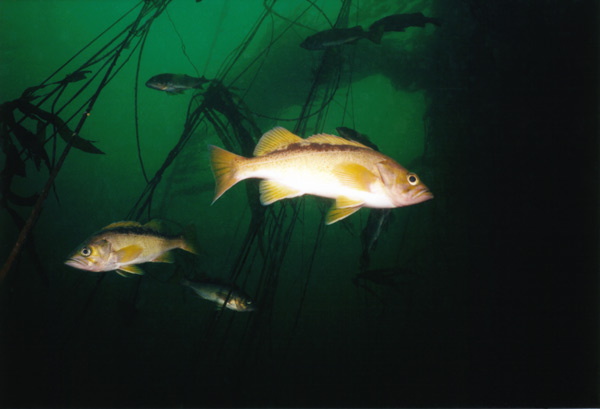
[
  {"xmin": 276, "ymin": 143, "xmax": 371, "ymax": 154},
  {"xmin": 100, "ymin": 226, "xmax": 180, "ymax": 239}
]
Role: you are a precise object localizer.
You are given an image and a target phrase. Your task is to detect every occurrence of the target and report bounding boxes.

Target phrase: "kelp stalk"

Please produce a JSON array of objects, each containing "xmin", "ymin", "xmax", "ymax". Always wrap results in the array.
[{"xmin": 0, "ymin": 1, "xmax": 167, "ymax": 283}]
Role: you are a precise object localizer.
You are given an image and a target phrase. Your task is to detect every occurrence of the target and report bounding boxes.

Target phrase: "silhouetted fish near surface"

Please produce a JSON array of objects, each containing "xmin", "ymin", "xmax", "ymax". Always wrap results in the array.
[
  {"xmin": 60, "ymin": 70, "xmax": 92, "ymax": 84},
  {"xmin": 209, "ymin": 127, "xmax": 433, "ymax": 225},
  {"xmin": 300, "ymin": 26, "xmax": 383, "ymax": 50},
  {"xmin": 336, "ymin": 126, "xmax": 380, "ymax": 151},
  {"xmin": 369, "ymin": 13, "xmax": 442, "ymax": 33},
  {"xmin": 145, "ymin": 73, "xmax": 209, "ymax": 94},
  {"xmin": 182, "ymin": 278, "xmax": 256, "ymax": 312},
  {"xmin": 65, "ymin": 221, "xmax": 198, "ymax": 276}
]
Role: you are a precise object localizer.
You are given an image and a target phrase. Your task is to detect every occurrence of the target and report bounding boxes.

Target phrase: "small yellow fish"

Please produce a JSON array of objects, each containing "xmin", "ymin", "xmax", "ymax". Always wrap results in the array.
[
  {"xmin": 65, "ymin": 220, "xmax": 197, "ymax": 276},
  {"xmin": 209, "ymin": 127, "xmax": 433, "ymax": 224},
  {"xmin": 182, "ymin": 278, "xmax": 256, "ymax": 312}
]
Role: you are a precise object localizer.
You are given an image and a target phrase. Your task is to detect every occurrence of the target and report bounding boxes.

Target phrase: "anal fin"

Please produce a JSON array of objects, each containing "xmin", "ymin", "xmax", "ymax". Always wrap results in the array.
[
  {"xmin": 326, "ymin": 204, "xmax": 362, "ymax": 225},
  {"xmin": 118, "ymin": 265, "xmax": 145, "ymax": 276}
]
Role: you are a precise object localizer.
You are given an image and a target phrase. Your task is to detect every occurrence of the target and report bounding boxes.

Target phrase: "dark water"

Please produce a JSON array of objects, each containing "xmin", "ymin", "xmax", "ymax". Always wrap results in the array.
[{"xmin": 0, "ymin": 0, "xmax": 598, "ymax": 407}]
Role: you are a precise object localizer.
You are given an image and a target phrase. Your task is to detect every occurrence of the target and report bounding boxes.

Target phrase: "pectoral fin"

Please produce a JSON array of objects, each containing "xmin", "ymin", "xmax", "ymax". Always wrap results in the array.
[
  {"xmin": 259, "ymin": 180, "xmax": 303, "ymax": 205},
  {"xmin": 332, "ymin": 163, "xmax": 378, "ymax": 192},
  {"xmin": 114, "ymin": 245, "xmax": 143, "ymax": 263}
]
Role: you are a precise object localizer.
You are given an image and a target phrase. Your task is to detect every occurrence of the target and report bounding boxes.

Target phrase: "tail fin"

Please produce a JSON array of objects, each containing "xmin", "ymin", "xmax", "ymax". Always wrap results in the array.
[
  {"xmin": 368, "ymin": 24, "xmax": 385, "ymax": 44},
  {"xmin": 168, "ymin": 268, "xmax": 187, "ymax": 285},
  {"xmin": 209, "ymin": 145, "xmax": 243, "ymax": 204},
  {"xmin": 428, "ymin": 17, "xmax": 442, "ymax": 27},
  {"xmin": 193, "ymin": 76, "xmax": 209, "ymax": 89},
  {"xmin": 180, "ymin": 224, "xmax": 199, "ymax": 255}
]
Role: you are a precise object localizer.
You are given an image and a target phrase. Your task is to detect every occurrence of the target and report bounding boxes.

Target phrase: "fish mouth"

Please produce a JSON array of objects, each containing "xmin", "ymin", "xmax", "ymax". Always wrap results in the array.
[
  {"xmin": 414, "ymin": 189, "xmax": 434, "ymax": 201},
  {"xmin": 65, "ymin": 258, "xmax": 86, "ymax": 269},
  {"xmin": 145, "ymin": 82, "xmax": 165, "ymax": 90}
]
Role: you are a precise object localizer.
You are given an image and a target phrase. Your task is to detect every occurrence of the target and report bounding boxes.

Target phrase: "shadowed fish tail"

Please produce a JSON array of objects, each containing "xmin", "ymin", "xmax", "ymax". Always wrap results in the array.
[{"xmin": 179, "ymin": 225, "xmax": 199, "ymax": 255}]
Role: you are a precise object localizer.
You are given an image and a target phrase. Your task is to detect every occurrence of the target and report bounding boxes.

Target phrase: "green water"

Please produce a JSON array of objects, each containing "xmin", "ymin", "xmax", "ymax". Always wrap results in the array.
[{"xmin": 0, "ymin": 0, "xmax": 597, "ymax": 407}]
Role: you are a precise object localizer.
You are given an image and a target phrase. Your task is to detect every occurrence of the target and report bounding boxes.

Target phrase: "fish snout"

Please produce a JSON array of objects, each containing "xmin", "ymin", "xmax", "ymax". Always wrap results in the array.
[
  {"xmin": 65, "ymin": 257, "xmax": 87, "ymax": 270},
  {"xmin": 244, "ymin": 303, "xmax": 257, "ymax": 312},
  {"xmin": 412, "ymin": 187, "xmax": 434, "ymax": 204},
  {"xmin": 64, "ymin": 256, "xmax": 102, "ymax": 272}
]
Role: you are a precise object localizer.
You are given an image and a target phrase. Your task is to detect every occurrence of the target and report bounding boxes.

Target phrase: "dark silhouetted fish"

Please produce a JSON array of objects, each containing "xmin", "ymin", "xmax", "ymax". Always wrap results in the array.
[
  {"xmin": 360, "ymin": 208, "xmax": 393, "ymax": 269},
  {"xmin": 60, "ymin": 70, "xmax": 92, "ymax": 84},
  {"xmin": 300, "ymin": 26, "xmax": 383, "ymax": 50},
  {"xmin": 336, "ymin": 126, "xmax": 380, "ymax": 152},
  {"xmin": 145, "ymin": 73, "xmax": 209, "ymax": 94},
  {"xmin": 369, "ymin": 13, "xmax": 442, "ymax": 33}
]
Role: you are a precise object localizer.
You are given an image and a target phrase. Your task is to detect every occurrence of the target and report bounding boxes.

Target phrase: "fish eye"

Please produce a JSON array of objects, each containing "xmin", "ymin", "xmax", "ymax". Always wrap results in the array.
[
  {"xmin": 80, "ymin": 247, "xmax": 92, "ymax": 257},
  {"xmin": 407, "ymin": 173, "xmax": 419, "ymax": 185}
]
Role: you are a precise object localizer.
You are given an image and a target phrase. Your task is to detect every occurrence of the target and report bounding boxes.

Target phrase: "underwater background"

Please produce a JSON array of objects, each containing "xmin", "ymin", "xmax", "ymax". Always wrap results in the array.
[{"xmin": 0, "ymin": 0, "xmax": 598, "ymax": 407}]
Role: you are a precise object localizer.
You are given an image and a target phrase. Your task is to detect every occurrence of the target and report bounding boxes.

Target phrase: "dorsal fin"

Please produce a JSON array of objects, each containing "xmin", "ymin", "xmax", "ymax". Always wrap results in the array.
[
  {"xmin": 143, "ymin": 219, "xmax": 164, "ymax": 232},
  {"xmin": 254, "ymin": 127, "xmax": 303, "ymax": 156},
  {"xmin": 306, "ymin": 133, "xmax": 372, "ymax": 149},
  {"xmin": 102, "ymin": 221, "xmax": 141, "ymax": 230}
]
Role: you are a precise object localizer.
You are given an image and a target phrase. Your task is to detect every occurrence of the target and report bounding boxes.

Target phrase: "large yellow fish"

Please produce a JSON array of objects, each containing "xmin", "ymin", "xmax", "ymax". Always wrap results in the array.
[
  {"xmin": 65, "ymin": 220, "xmax": 197, "ymax": 276},
  {"xmin": 209, "ymin": 127, "xmax": 433, "ymax": 224}
]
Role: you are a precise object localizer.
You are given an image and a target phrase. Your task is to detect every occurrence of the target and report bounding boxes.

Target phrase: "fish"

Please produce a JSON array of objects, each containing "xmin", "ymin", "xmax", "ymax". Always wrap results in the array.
[
  {"xmin": 368, "ymin": 13, "xmax": 442, "ymax": 34},
  {"xmin": 20, "ymin": 70, "xmax": 92, "ymax": 99},
  {"xmin": 300, "ymin": 26, "xmax": 383, "ymax": 50},
  {"xmin": 182, "ymin": 278, "xmax": 256, "ymax": 312},
  {"xmin": 209, "ymin": 127, "xmax": 433, "ymax": 225},
  {"xmin": 360, "ymin": 208, "xmax": 393, "ymax": 269},
  {"xmin": 60, "ymin": 70, "xmax": 92, "ymax": 84},
  {"xmin": 145, "ymin": 73, "xmax": 210, "ymax": 94},
  {"xmin": 65, "ymin": 220, "xmax": 197, "ymax": 276},
  {"xmin": 336, "ymin": 126, "xmax": 380, "ymax": 151}
]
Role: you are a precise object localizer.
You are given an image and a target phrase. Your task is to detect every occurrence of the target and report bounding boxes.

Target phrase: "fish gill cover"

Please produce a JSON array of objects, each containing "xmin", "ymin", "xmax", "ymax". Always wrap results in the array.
[{"xmin": 1, "ymin": 0, "xmax": 598, "ymax": 408}]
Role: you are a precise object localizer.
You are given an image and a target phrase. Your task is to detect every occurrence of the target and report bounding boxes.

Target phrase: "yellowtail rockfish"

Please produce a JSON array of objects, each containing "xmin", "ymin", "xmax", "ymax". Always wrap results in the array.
[
  {"xmin": 65, "ymin": 220, "xmax": 197, "ymax": 276},
  {"xmin": 182, "ymin": 278, "xmax": 256, "ymax": 312},
  {"xmin": 209, "ymin": 127, "xmax": 433, "ymax": 224}
]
